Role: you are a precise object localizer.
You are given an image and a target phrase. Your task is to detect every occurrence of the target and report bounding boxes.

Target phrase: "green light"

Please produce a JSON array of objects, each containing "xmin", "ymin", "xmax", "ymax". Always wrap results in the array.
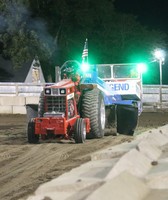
[
  {"xmin": 81, "ymin": 62, "xmax": 89, "ymax": 72},
  {"xmin": 137, "ymin": 63, "xmax": 147, "ymax": 73}
]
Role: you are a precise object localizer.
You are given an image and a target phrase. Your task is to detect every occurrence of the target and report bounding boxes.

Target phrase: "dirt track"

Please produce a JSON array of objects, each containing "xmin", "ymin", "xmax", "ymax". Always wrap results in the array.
[{"xmin": 0, "ymin": 112, "xmax": 168, "ymax": 200}]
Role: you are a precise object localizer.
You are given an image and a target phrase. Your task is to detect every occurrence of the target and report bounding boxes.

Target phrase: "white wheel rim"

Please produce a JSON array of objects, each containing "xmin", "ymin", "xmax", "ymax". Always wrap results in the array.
[
  {"xmin": 101, "ymin": 99, "xmax": 105, "ymax": 129},
  {"xmin": 83, "ymin": 125, "xmax": 86, "ymax": 140}
]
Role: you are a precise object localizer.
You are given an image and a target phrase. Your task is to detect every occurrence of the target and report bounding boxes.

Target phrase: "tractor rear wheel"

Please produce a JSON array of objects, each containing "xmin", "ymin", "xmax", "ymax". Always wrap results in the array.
[
  {"xmin": 116, "ymin": 105, "xmax": 138, "ymax": 136},
  {"xmin": 26, "ymin": 104, "xmax": 38, "ymax": 122},
  {"xmin": 81, "ymin": 89, "xmax": 105, "ymax": 139},
  {"xmin": 27, "ymin": 121, "xmax": 39, "ymax": 144},
  {"xmin": 74, "ymin": 118, "xmax": 86, "ymax": 143},
  {"xmin": 38, "ymin": 91, "xmax": 44, "ymax": 117}
]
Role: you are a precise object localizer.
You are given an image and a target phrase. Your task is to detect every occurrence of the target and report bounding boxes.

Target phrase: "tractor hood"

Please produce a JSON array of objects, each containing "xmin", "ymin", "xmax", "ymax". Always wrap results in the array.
[{"xmin": 46, "ymin": 79, "xmax": 75, "ymax": 89}]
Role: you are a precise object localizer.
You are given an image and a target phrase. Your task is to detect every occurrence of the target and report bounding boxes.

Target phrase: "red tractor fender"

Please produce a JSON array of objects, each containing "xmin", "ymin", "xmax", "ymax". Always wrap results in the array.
[{"xmin": 84, "ymin": 118, "xmax": 90, "ymax": 133}]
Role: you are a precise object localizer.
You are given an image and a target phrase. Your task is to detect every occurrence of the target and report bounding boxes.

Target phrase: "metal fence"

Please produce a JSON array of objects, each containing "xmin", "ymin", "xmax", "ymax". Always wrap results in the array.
[
  {"xmin": 0, "ymin": 82, "xmax": 44, "ymax": 96},
  {"xmin": 142, "ymin": 85, "xmax": 168, "ymax": 111},
  {"xmin": 0, "ymin": 82, "xmax": 168, "ymax": 111}
]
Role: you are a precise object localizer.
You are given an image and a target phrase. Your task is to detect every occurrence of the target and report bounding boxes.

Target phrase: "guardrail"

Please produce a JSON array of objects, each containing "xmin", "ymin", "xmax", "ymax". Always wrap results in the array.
[
  {"xmin": 0, "ymin": 82, "xmax": 44, "ymax": 96},
  {"xmin": 0, "ymin": 83, "xmax": 44, "ymax": 114},
  {"xmin": 142, "ymin": 85, "xmax": 168, "ymax": 111},
  {"xmin": 0, "ymin": 83, "xmax": 168, "ymax": 113}
]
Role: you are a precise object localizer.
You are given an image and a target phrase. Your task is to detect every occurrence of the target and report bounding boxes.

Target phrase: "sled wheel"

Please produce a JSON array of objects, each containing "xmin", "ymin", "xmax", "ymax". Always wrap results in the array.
[
  {"xmin": 27, "ymin": 121, "xmax": 39, "ymax": 144},
  {"xmin": 116, "ymin": 105, "xmax": 138, "ymax": 136},
  {"xmin": 74, "ymin": 118, "xmax": 86, "ymax": 143}
]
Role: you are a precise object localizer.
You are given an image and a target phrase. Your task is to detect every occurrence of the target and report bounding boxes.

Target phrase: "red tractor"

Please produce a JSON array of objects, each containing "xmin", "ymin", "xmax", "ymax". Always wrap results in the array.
[{"xmin": 27, "ymin": 61, "xmax": 91, "ymax": 143}]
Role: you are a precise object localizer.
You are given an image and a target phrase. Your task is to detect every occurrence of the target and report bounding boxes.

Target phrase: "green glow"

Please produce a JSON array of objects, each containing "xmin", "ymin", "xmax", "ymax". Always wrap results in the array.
[
  {"xmin": 81, "ymin": 62, "xmax": 90, "ymax": 72},
  {"xmin": 137, "ymin": 63, "xmax": 147, "ymax": 73}
]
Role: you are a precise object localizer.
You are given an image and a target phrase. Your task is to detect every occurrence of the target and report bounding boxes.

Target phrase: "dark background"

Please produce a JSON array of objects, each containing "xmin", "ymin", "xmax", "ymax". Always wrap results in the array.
[
  {"xmin": 0, "ymin": 0, "xmax": 168, "ymax": 84},
  {"xmin": 114, "ymin": 0, "xmax": 168, "ymax": 32},
  {"xmin": 114, "ymin": 0, "xmax": 168, "ymax": 84}
]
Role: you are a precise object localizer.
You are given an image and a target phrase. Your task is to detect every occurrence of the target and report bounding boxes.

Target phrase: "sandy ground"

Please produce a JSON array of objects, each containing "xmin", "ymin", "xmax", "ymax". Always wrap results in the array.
[{"xmin": 0, "ymin": 112, "xmax": 168, "ymax": 200}]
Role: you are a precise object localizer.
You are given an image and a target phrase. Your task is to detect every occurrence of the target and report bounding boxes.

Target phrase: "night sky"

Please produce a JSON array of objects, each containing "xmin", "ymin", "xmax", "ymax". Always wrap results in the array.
[
  {"xmin": 114, "ymin": 0, "xmax": 168, "ymax": 33},
  {"xmin": 1, "ymin": 1, "xmax": 168, "ymax": 84},
  {"xmin": 114, "ymin": 0, "xmax": 168, "ymax": 84}
]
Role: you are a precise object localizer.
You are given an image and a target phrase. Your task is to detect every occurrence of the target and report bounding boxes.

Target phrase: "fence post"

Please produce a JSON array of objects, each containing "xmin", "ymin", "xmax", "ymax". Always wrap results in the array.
[
  {"xmin": 16, "ymin": 83, "xmax": 19, "ymax": 96},
  {"xmin": 159, "ymin": 85, "xmax": 162, "ymax": 108}
]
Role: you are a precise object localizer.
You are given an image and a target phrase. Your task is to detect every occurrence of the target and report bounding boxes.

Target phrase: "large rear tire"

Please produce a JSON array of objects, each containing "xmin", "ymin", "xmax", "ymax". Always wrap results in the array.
[
  {"xmin": 26, "ymin": 104, "xmax": 38, "ymax": 122},
  {"xmin": 116, "ymin": 105, "xmax": 138, "ymax": 136},
  {"xmin": 81, "ymin": 89, "xmax": 105, "ymax": 139},
  {"xmin": 74, "ymin": 118, "xmax": 86, "ymax": 143},
  {"xmin": 27, "ymin": 121, "xmax": 39, "ymax": 144},
  {"xmin": 38, "ymin": 91, "xmax": 44, "ymax": 117}
]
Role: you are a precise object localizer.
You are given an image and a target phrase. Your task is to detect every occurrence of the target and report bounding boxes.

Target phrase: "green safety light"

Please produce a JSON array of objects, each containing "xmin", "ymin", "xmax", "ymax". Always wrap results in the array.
[
  {"xmin": 137, "ymin": 63, "xmax": 147, "ymax": 73},
  {"xmin": 81, "ymin": 62, "xmax": 90, "ymax": 72}
]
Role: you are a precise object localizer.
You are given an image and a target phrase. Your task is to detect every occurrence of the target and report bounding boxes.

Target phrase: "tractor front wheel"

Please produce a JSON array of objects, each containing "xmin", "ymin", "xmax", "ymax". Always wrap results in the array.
[
  {"xmin": 27, "ymin": 121, "xmax": 39, "ymax": 144},
  {"xmin": 74, "ymin": 118, "xmax": 86, "ymax": 143}
]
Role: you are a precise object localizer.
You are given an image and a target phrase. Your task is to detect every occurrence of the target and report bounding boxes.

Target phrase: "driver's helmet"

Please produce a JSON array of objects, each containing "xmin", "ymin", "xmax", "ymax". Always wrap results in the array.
[{"xmin": 61, "ymin": 61, "xmax": 81, "ymax": 78}]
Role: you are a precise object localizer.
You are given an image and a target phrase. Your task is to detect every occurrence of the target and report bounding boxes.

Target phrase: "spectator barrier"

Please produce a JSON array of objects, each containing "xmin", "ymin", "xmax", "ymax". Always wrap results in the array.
[{"xmin": 0, "ymin": 83, "xmax": 168, "ymax": 114}]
